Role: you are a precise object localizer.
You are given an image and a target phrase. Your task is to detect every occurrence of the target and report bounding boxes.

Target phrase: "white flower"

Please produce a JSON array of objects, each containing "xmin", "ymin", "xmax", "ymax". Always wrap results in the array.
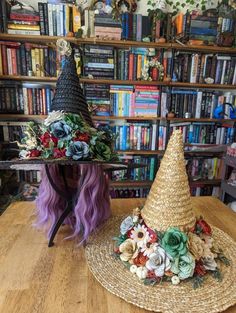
[
  {"xmin": 44, "ymin": 111, "xmax": 65, "ymax": 127},
  {"xmin": 202, "ymin": 256, "xmax": 217, "ymax": 271},
  {"xmin": 130, "ymin": 224, "xmax": 150, "ymax": 248},
  {"xmin": 56, "ymin": 39, "xmax": 72, "ymax": 56},
  {"xmin": 141, "ymin": 242, "xmax": 159, "ymax": 257},
  {"xmin": 25, "ymin": 137, "xmax": 38, "ymax": 150},
  {"xmin": 120, "ymin": 216, "xmax": 134, "ymax": 235},
  {"xmin": 136, "ymin": 266, "xmax": 148, "ymax": 280},
  {"xmin": 171, "ymin": 275, "xmax": 180, "ymax": 285},
  {"xmin": 19, "ymin": 149, "xmax": 29, "ymax": 159},
  {"xmin": 130, "ymin": 265, "xmax": 138, "ymax": 274},
  {"xmin": 146, "ymin": 246, "xmax": 171, "ymax": 277}
]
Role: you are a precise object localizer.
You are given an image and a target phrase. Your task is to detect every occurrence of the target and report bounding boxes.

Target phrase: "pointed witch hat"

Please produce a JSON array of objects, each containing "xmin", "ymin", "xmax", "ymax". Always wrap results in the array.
[
  {"xmin": 142, "ymin": 129, "xmax": 196, "ymax": 231},
  {"xmin": 50, "ymin": 40, "xmax": 93, "ymax": 127},
  {"xmin": 85, "ymin": 129, "xmax": 236, "ymax": 313}
]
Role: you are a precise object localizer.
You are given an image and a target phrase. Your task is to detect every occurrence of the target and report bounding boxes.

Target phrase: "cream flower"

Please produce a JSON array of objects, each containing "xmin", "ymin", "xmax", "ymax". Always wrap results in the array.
[
  {"xmin": 188, "ymin": 233, "xmax": 205, "ymax": 260},
  {"xmin": 19, "ymin": 149, "xmax": 29, "ymax": 159},
  {"xmin": 171, "ymin": 275, "xmax": 180, "ymax": 285},
  {"xmin": 119, "ymin": 239, "xmax": 137, "ymax": 262},
  {"xmin": 130, "ymin": 265, "xmax": 138, "ymax": 274},
  {"xmin": 141, "ymin": 242, "xmax": 159, "ymax": 257},
  {"xmin": 202, "ymin": 256, "xmax": 217, "ymax": 271},
  {"xmin": 200, "ymin": 233, "xmax": 214, "ymax": 249},
  {"xmin": 56, "ymin": 39, "xmax": 72, "ymax": 56},
  {"xmin": 146, "ymin": 246, "xmax": 171, "ymax": 277},
  {"xmin": 136, "ymin": 266, "xmax": 148, "ymax": 280},
  {"xmin": 130, "ymin": 225, "xmax": 150, "ymax": 248},
  {"xmin": 44, "ymin": 111, "xmax": 65, "ymax": 127}
]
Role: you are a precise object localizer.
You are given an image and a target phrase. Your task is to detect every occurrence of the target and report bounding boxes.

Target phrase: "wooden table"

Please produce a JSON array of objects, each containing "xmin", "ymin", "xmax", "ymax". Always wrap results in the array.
[{"xmin": 0, "ymin": 197, "xmax": 235, "ymax": 313}]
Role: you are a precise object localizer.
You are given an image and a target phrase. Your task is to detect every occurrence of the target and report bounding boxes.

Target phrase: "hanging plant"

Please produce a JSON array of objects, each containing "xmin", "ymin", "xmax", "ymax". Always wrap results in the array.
[{"xmin": 141, "ymin": 59, "xmax": 164, "ymax": 81}]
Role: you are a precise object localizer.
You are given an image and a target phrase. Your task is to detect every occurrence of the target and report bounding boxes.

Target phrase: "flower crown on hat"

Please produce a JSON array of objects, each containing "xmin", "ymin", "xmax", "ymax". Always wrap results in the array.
[{"xmin": 113, "ymin": 130, "xmax": 230, "ymax": 288}]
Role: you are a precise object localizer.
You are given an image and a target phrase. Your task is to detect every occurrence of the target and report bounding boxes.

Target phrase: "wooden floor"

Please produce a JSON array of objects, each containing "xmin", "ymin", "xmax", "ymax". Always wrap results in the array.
[{"xmin": 0, "ymin": 197, "xmax": 235, "ymax": 313}]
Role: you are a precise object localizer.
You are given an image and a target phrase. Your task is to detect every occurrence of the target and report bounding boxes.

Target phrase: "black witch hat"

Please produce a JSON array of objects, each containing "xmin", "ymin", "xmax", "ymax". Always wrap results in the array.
[{"xmin": 50, "ymin": 41, "xmax": 93, "ymax": 127}]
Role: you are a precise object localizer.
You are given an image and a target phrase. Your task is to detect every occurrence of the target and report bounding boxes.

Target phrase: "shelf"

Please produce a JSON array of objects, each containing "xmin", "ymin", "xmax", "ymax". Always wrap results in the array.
[
  {"xmin": 0, "ymin": 114, "xmax": 235, "ymax": 124},
  {"xmin": 1, "ymin": 75, "xmax": 235, "ymax": 89},
  {"xmin": 110, "ymin": 180, "xmax": 152, "ymax": 187},
  {"xmin": 1, "ymin": 34, "xmax": 236, "ymax": 53},
  {"xmin": 110, "ymin": 179, "xmax": 221, "ymax": 188},
  {"xmin": 0, "ymin": 75, "xmax": 57, "ymax": 82},
  {"xmin": 221, "ymin": 180, "xmax": 236, "ymax": 199},
  {"xmin": 190, "ymin": 179, "xmax": 221, "ymax": 186},
  {"xmin": 116, "ymin": 150, "xmax": 164, "ymax": 155}
]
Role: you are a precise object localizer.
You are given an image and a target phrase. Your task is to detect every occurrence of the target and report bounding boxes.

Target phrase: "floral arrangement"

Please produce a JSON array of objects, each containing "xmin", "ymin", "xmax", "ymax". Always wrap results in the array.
[
  {"xmin": 19, "ymin": 111, "xmax": 117, "ymax": 162},
  {"xmin": 114, "ymin": 207, "xmax": 230, "ymax": 288},
  {"xmin": 141, "ymin": 59, "xmax": 164, "ymax": 81}
]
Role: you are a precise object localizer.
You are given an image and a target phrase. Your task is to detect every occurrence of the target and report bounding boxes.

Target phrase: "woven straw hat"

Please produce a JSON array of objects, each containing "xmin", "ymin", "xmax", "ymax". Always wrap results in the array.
[
  {"xmin": 142, "ymin": 130, "xmax": 196, "ymax": 231},
  {"xmin": 85, "ymin": 130, "xmax": 236, "ymax": 313}
]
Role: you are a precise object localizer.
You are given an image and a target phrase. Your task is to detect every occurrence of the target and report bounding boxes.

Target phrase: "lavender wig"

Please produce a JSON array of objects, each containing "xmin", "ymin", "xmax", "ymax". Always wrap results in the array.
[{"xmin": 35, "ymin": 164, "xmax": 111, "ymax": 244}]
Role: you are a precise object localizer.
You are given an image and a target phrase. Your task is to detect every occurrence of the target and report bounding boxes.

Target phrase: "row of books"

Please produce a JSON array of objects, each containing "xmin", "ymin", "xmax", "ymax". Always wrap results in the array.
[
  {"xmin": 83, "ymin": 45, "xmax": 114, "ymax": 79},
  {"xmin": 170, "ymin": 122, "xmax": 236, "ymax": 145},
  {"xmin": 161, "ymin": 89, "xmax": 236, "ymax": 119},
  {"xmin": 0, "ymin": 123, "xmax": 26, "ymax": 142},
  {"xmin": 114, "ymin": 124, "xmax": 167, "ymax": 151},
  {"xmin": 172, "ymin": 53, "xmax": 236, "ymax": 85},
  {"xmin": 110, "ymin": 188, "xmax": 149, "ymax": 198},
  {"xmin": 16, "ymin": 170, "xmax": 41, "ymax": 184},
  {"xmin": 110, "ymin": 85, "xmax": 160, "ymax": 117},
  {"xmin": 190, "ymin": 186, "xmax": 220, "ymax": 197},
  {"xmin": 0, "ymin": 86, "xmax": 54, "ymax": 115},
  {"xmin": 0, "ymin": 41, "xmax": 59, "ymax": 77},
  {"xmin": 110, "ymin": 186, "xmax": 220, "ymax": 198},
  {"xmin": 186, "ymin": 157, "xmax": 223, "ymax": 181},
  {"xmin": 111, "ymin": 156, "xmax": 157, "ymax": 181}
]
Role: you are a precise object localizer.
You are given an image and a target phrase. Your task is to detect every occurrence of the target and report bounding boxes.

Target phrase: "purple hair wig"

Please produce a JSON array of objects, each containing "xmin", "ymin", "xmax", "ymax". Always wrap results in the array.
[{"xmin": 35, "ymin": 164, "xmax": 111, "ymax": 244}]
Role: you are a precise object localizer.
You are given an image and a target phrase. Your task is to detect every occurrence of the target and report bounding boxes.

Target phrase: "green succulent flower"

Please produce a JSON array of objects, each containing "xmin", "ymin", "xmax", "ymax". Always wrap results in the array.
[
  {"xmin": 91, "ymin": 141, "xmax": 111, "ymax": 161},
  {"xmin": 161, "ymin": 227, "xmax": 188, "ymax": 258},
  {"xmin": 171, "ymin": 253, "xmax": 195, "ymax": 280}
]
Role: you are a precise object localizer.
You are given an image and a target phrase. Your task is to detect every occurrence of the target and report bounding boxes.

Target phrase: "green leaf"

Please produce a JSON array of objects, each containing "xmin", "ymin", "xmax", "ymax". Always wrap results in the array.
[
  {"xmin": 192, "ymin": 275, "xmax": 205, "ymax": 289},
  {"xmin": 144, "ymin": 278, "xmax": 158, "ymax": 286},
  {"xmin": 57, "ymin": 140, "xmax": 64, "ymax": 149},
  {"xmin": 202, "ymin": 4, "xmax": 206, "ymax": 10},
  {"xmin": 181, "ymin": 3, "xmax": 186, "ymax": 7},
  {"xmin": 210, "ymin": 269, "xmax": 223, "ymax": 282}
]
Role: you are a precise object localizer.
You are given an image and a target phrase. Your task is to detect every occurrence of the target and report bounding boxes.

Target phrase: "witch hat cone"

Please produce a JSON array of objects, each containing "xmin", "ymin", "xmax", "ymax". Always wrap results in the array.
[
  {"xmin": 50, "ymin": 44, "xmax": 93, "ymax": 127},
  {"xmin": 141, "ymin": 129, "xmax": 196, "ymax": 231}
]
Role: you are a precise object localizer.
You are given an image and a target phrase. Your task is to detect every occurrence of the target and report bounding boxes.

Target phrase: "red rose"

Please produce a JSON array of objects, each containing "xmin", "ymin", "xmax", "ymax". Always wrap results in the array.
[
  {"xmin": 29, "ymin": 149, "xmax": 41, "ymax": 158},
  {"xmin": 53, "ymin": 148, "xmax": 66, "ymax": 159},
  {"xmin": 194, "ymin": 260, "xmax": 207, "ymax": 277},
  {"xmin": 40, "ymin": 132, "xmax": 58, "ymax": 148},
  {"xmin": 74, "ymin": 132, "xmax": 90, "ymax": 143},
  {"xmin": 196, "ymin": 219, "xmax": 212, "ymax": 235},
  {"xmin": 133, "ymin": 252, "xmax": 148, "ymax": 266}
]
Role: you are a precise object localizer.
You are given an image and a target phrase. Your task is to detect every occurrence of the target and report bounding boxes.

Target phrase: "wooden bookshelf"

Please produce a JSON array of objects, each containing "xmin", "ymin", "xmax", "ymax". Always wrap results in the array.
[
  {"xmin": 110, "ymin": 179, "xmax": 221, "ymax": 188},
  {"xmin": 1, "ymin": 75, "xmax": 236, "ymax": 90},
  {"xmin": 0, "ymin": 114, "xmax": 235, "ymax": 125},
  {"xmin": 1, "ymin": 34, "xmax": 236, "ymax": 53}
]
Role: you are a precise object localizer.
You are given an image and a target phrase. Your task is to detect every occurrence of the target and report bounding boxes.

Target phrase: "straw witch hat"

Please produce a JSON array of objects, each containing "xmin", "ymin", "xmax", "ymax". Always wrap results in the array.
[{"xmin": 85, "ymin": 130, "xmax": 236, "ymax": 313}]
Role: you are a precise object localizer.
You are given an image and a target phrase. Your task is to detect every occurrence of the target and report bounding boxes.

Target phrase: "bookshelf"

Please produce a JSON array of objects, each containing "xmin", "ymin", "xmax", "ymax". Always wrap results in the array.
[{"xmin": 0, "ymin": 3, "xmax": 236, "ymax": 200}]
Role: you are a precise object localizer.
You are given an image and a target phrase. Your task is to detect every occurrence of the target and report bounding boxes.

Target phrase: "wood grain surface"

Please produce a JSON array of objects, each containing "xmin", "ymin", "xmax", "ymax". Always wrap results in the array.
[{"xmin": 0, "ymin": 197, "xmax": 235, "ymax": 313}]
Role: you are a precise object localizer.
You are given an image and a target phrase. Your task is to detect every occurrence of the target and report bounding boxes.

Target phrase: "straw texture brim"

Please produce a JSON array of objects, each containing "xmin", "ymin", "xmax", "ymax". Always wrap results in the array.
[{"xmin": 85, "ymin": 216, "xmax": 236, "ymax": 313}]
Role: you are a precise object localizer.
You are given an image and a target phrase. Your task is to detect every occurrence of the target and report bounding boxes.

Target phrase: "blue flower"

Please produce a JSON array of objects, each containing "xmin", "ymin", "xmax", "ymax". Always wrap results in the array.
[
  {"xmin": 50, "ymin": 121, "xmax": 72, "ymax": 140},
  {"xmin": 65, "ymin": 141, "xmax": 90, "ymax": 160}
]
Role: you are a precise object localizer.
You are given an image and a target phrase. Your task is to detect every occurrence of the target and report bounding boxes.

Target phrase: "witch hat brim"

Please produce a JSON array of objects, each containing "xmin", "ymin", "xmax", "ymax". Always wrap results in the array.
[
  {"xmin": 85, "ymin": 218, "xmax": 236, "ymax": 313},
  {"xmin": 85, "ymin": 130, "xmax": 236, "ymax": 312}
]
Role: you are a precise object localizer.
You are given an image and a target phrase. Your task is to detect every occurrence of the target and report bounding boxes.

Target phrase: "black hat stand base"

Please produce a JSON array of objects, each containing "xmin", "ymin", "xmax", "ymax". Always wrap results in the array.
[{"xmin": 45, "ymin": 164, "xmax": 73, "ymax": 247}]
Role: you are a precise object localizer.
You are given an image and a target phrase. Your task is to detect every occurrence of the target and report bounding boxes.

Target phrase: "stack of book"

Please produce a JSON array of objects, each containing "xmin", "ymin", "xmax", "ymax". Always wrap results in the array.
[
  {"xmin": 172, "ymin": 52, "xmax": 236, "ymax": 85},
  {"xmin": 114, "ymin": 122, "xmax": 158, "ymax": 151},
  {"xmin": 121, "ymin": 13, "xmax": 152, "ymax": 41},
  {"xmin": 94, "ymin": 14, "xmax": 122, "ymax": 39},
  {"xmin": 0, "ymin": 41, "xmax": 58, "ymax": 77},
  {"xmin": 0, "ymin": 121, "xmax": 27, "ymax": 142},
  {"xmin": 111, "ymin": 156, "xmax": 157, "ymax": 181},
  {"xmin": 190, "ymin": 186, "xmax": 220, "ymax": 197},
  {"xmin": 0, "ymin": 84, "xmax": 54, "ymax": 115},
  {"xmin": 161, "ymin": 88, "xmax": 236, "ymax": 119},
  {"xmin": 7, "ymin": 4, "xmax": 40, "ymax": 36},
  {"xmin": 0, "ymin": 1, "xmax": 7, "ymax": 33},
  {"xmin": 186, "ymin": 157, "xmax": 224, "ymax": 180},
  {"xmin": 83, "ymin": 45, "xmax": 114, "ymax": 79},
  {"xmin": 170, "ymin": 122, "xmax": 236, "ymax": 145},
  {"xmin": 85, "ymin": 84, "xmax": 111, "ymax": 116},
  {"xmin": 188, "ymin": 15, "xmax": 218, "ymax": 45},
  {"xmin": 110, "ymin": 187, "xmax": 150, "ymax": 198}
]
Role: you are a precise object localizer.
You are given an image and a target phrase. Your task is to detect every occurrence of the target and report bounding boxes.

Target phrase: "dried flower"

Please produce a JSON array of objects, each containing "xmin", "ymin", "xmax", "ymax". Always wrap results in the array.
[
  {"xmin": 119, "ymin": 239, "xmax": 137, "ymax": 262},
  {"xmin": 56, "ymin": 39, "xmax": 72, "ymax": 57},
  {"xmin": 44, "ymin": 111, "xmax": 65, "ymax": 127},
  {"xmin": 188, "ymin": 232, "xmax": 205, "ymax": 260},
  {"xmin": 146, "ymin": 246, "xmax": 171, "ymax": 277},
  {"xmin": 120, "ymin": 216, "xmax": 134, "ymax": 235},
  {"xmin": 130, "ymin": 224, "xmax": 150, "ymax": 248},
  {"xmin": 171, "ymin": 275, "xmax": 180, "ymax": 285}
]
